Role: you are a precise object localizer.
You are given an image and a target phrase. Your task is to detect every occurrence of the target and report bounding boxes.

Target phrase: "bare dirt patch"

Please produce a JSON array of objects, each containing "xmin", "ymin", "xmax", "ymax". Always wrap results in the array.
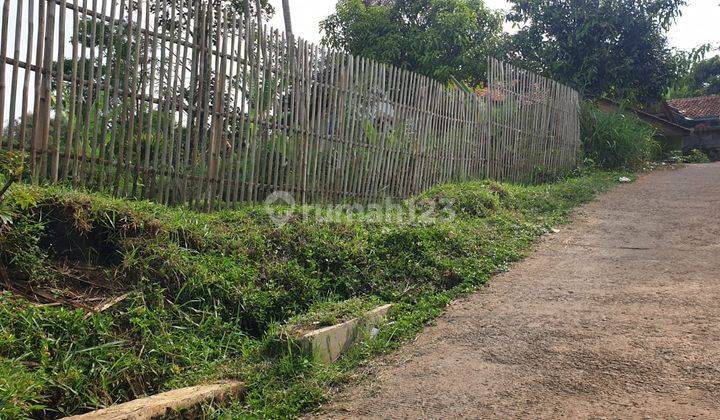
[{"xmin": 311, "ymin": 164, "xmax": 720, "ymax": 419}]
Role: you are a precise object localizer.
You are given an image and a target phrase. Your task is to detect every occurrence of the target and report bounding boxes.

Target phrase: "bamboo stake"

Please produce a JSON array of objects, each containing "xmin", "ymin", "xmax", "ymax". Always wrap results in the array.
[
  {"xmin": 141, "ymin": 0, "xmax": 160, "ymax": 198},
  {"xmin": 246, "ymin": 23, "xmax": 267, "ymax": 203},
  {"xmin": 61, "ymin": 0, "xmax": 79, "ymax": 178},
  {"xmin": 334, "ymin": 53, "xmax": 351, "ymax": 200},
  {"xmin": 18, "ymin": 0, "xmax": 34, "ymax": 155},
  {"xmin": 29, "ymin": 0, "xmax": 46, "ymax": 179},
  {"xmin": 50, "ymin": 0, "xmax": 67, "ymax": 181},
  {"xmin": 284, "ymin": 33, "xmax": 300, "ymax": 202},
  {"xmin": 74, "ymin": 0, "xmax": 98, "ymax": 185},
  {"xmin": 181, "ymin": 0, "xmax": 202, "ymax": 203},
  {"xmin": 7, "ymin": 0, "xmax": 24, "ymax": 151},
  {"xmin": 206, "ymin": 4, "xmax": 229, "ymax": 209},
  {"xmin": 85, "ymin": 0, "xmax": 109, "ymax": 187},
  {"xmin": 163, "ymin": 0, "xmax": 187, "ymax": 205},
  {"xmin": 193, "ymin": 0, "xmax": 213, "ymax": 208},
  {"xmin": 132, "ymin": 0, "xmax": 151, "ymax": 198},
  {"xmin": 96, "ymin": 0, "xmax": 122, "ymax": 188},
  {"xmin": 38, "ymin": 0, "xmax": 56, "ymax": 180},
  {"xmin": 327, "ymin": 51, "xmax": 344, "ymax": 201},
  {"xmin": 263, "ymin": 28, "xmax": 281, "ymax": 199},
  {"xmin": 306, "ymin": 44, "xmax": 321, "ymax": 202},
  {"xmin": 321, "ymin": 49, "xmax": 339, "ymax": 202},
  {"xmin": 103, "ymin": 0, "xmax": 127, "ymax": 188},
  {"xmin": 122, "ymin": 0, "xmax": 142, "ymax": 197},
  {"xmin": 221, "ymin": 13, "xmax": 241, "ymax": 206},
  {"xmin": 0, "ymin": 0, "xmax": 10, "ymax": 148},
  {"xmin": 155, "ymin": 0, "xmax": 174, "ymax": 202},
  {"xmin": 232, "ymin": 12, "xmax": 252, "ymax": 203}
]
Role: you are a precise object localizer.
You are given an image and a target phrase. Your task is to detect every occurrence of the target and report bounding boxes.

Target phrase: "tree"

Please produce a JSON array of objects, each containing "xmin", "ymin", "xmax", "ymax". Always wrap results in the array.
[
  {"xmin": 666, "ymin": 45, "xmax": 713, "ymax": 98},
  {"xmin": 686, "ymin": 55, "xmax": 720, "ymax": 96},
  {"xmin": 321, "ymin": 0, "xmax": 504, "ymax": 86},
  {"xmin": 505, "ymin": 0, "xmax": 686, "ymax": 104}
]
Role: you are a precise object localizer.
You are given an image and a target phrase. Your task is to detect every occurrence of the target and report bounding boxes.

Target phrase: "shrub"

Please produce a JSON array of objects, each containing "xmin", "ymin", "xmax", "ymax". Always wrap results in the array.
[
  {"xmin": 581, "ymin": 101, "xmax": 660, "ymax": 170},
  {"xmin": 684, "ymin": 149, "xmax": 711, "ymax": 163},
  {"xmin": 665, "ymin": 149, "xmax": 711, "ymax": 164}
]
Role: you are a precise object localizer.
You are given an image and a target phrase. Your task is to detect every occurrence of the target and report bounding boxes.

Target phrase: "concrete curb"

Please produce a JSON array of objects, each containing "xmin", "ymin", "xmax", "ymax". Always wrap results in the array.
[
  {"xmin": 62, "ymin": 381, "xmax": 244, "ymax": 420},
  {"xmin": 300, "ymin": 304, "xmax": 393, "ymax": 364}
]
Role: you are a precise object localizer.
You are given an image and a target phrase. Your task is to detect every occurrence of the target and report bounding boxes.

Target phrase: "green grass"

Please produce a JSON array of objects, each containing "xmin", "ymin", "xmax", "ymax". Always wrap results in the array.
[{"xmin": 0, "ymin": 168, "xmax": 625, "ymax": 419}]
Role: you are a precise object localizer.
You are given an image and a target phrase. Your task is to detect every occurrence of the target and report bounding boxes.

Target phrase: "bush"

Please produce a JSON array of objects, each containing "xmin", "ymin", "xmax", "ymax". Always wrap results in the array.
[
  {"xmin": 684, "ymin": 149, "xmax": 711, "ymax": 163},
  {"xmin": 665, "ymin": 149, "xmax": 711, "ymax": 164},
  {"xmin": 581, "ymin": 102, "xmax": 660, "ymax": 170}
]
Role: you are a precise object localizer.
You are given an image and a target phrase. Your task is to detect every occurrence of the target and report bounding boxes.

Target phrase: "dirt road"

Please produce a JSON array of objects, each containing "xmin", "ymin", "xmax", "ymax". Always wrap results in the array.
[{"xmin": 313, "ymin": 164, "xmax": 720, "ymax": 419}]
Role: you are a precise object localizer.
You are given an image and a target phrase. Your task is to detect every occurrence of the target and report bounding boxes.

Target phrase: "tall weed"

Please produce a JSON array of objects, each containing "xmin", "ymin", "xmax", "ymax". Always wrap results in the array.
[{"xmin": 581, "ymin": 102, "xmax": 660, "ymax": 169}]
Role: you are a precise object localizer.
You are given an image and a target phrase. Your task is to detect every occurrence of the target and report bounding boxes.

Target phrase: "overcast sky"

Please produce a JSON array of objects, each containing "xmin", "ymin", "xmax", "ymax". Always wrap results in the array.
[{"xmin": 268, "ymin": 0, "xmax": 720, "ymax": 52}]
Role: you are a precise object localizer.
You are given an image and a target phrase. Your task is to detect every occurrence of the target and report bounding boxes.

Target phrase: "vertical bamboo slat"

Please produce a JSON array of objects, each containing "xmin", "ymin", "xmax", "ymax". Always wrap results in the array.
[
  {"xmin": 29, "ymin": 0, "xmax": 46, "ymax": 178},
  {"xmin": 19, "ymin": 0, "xmax": 34, "ymax": 154},
  {"xmin": 85, "ymin": 0, "xmax": 107, "ymax": 187},
  {"xmin": 51, "ymin": 0, "xmax": 66, "ymax": 181},
  {"xmin": 6, "ymin": 0, "xmax": 23, "ymax": 151},
  {"xmin": 0, "ymin": 0, "xmax": 11, "ymax": 149},
  {"xmin": 38, "ymin": 0, "xmax": 55, "ymax": 179}
]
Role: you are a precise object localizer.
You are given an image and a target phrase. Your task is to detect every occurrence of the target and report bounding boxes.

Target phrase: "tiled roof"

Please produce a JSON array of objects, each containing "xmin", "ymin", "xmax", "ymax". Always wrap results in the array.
[{"xmin": 667, "ymin": 95, "xmax": 720, "ymax": 120}]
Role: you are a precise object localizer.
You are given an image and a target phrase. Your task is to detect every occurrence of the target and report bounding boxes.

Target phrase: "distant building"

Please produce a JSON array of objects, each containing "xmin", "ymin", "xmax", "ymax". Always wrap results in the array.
[
  {"xmin": 665, "ymin": 95, "xmax": 720, "ymax": 129},
  {"xmin": 597, "ymin": 96, "xmax": 720, "ymax": 161}
]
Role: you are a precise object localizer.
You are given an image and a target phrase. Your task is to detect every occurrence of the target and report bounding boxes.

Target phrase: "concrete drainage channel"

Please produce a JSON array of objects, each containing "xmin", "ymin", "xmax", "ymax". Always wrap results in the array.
[
  {"xmin": 297, "ymin": 304, "xmax": 394, "ymax": 364},
  {"xmin": 62, "ymin": 304, "xmax": 393, "ymax": 419}
]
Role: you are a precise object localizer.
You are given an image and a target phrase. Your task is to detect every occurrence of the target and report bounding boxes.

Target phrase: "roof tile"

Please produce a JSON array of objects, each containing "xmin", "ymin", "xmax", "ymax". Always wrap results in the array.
[{"xmin": 667, "ymin": 95, "xmax": 720, "ymax": 120}]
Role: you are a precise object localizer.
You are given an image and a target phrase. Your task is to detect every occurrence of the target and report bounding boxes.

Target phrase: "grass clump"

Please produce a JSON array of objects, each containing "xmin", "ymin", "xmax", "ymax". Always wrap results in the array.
[
  {"xmin": 0, "ymin": 357, "xmax": 46, "ymax": 419},
  {"xmin": 581, "ymin": 101, "xmax": 661, "ymax": 170},
  {"xmin": 417, "ymin": 180, "xmax": 504, "ymax": 217},
  {"xmin": 0, "ymin": 169, "xmax": 624, "ymax": 418},
  {"xmin": 281, "ymin": 297, "xmax": 385, "ymax": 335}
]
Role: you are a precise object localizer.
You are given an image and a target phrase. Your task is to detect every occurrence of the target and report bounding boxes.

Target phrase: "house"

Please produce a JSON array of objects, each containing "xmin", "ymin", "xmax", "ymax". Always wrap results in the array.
[
  {"xmin": 597, "ymin": 96, "xmax": 720, "ymax": 161},
  {"xmin": 665, "ymin": 95, "xmax": 720, "ymax": 129},
  {"xmin": 665, "ymin": 95, "xmax": 720, "ymax": 160}
]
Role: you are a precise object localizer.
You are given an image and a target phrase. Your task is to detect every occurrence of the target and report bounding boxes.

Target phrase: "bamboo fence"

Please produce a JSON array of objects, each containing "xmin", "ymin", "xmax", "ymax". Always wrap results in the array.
[{"xmin": 0, "ymin": 0, "xmax": 581, "ymax": 209}]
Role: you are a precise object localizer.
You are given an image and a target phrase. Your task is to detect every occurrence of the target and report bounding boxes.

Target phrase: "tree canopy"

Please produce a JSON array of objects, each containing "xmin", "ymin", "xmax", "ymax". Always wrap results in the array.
[
  {"xmin": 689, "ymin": 56, "xmax": 720, "ymax": 96},
  {"xmin": 669, "ymin": 52, "xmax": 720, "ymax": 98},
  {"xmin": 320, "ymin": 0, "xmax": 504, "ymax": 85},
  {"xmin": 505, "ymin": 0, "xmax": 687, "ymax": 103}
]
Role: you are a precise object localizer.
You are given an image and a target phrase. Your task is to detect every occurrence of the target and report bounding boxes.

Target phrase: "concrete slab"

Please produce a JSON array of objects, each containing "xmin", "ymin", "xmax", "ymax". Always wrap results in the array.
[
  {"xmin": 62, "ymin": 381, "xmax": 244, "ymax": 420},
  {"xmin": 300, "ymin": 304, "xmax": 393, "ymax": 364}
]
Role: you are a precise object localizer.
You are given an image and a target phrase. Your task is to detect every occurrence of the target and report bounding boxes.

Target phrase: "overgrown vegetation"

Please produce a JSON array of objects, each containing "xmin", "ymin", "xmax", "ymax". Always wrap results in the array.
[
  {"xmin": 0, "ymin": 169, "xmax": 623, "ymax": 418},
  {"xmin": 0, "ymin": 152, "xmax": 27, "ymax": 226},
  {"xmin": 666, "ymin": 149, "xmax": 712, "ymax": 164},
  {"xmin": 668, "ymin": 46, "xmax": 720, "ymax": 99},
  {"xmin": 580, "ymin": 102, "xmax": 661, "ymax": 170}
]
